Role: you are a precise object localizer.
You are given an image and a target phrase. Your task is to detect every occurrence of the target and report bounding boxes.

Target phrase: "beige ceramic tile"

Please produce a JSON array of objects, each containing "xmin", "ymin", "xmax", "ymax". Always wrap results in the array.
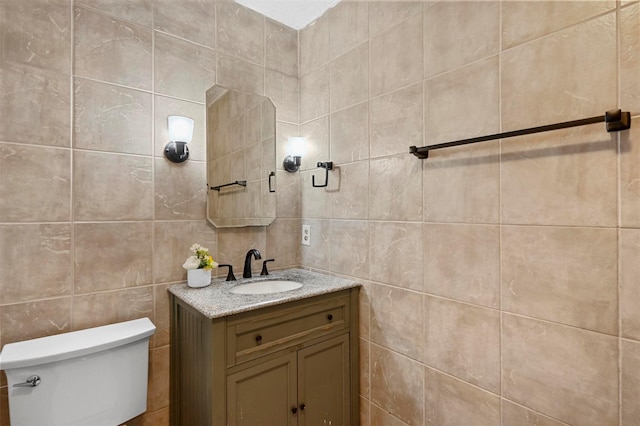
[
  {"xmin": 155, "ymin": 33, "xmax": 216, "ymax": 102},
  {"xmin": 621, "ymin": 229, "xmax": 640, "ymax": 340},
  {"xmin": 0, "ymin": 298, "xmax": 71, "ymax": 344},
  {"xmin": 369, "ymin": 2, "xmax": 423, "ymax": 37},
  {"xmin": 501, "ymin": 400, "xmax": 567, "ymax": 426},
  {"xmin": 153, "ymin": 0, "xmax": 216, "ymax": 48},
  {"xmin": 154, "ymin": 95, "xmax": 205, "ymax": 161},
  {"xmin": 621, "ymin": 117, "xmax": 640, "ymax": 227},
  {"xmin": 502, "ymin": 314, "xmax": 618, "ymax": 426},
  {"xmin": 370, "ymin": 283, "xmax": 423, "ymax": 360},
  {"xmin": 423, "ymin": 295, "xmax": 500, "ymax": 393},
  {"xmin": 369, "ymin": 154, "xmax": 422, "ymax": 221},
  {"xmin": 501, "ymin": 12, "xmax": 616, "ymax": 132},
  {"xmin": 72, "ymin": 287, "xmax": 153, "ymax": 330},
  {"xmin": 217, "ymin": 226, "xmax": 266, "ymax": 275},
  {"xmin": 74, "ymin": 151, "xmax": 153, "ymax": 221},
  {"xmin": 74, "ymin": 222, "xmax": 153, "ymax": 293},
  {"xmin": 424, "ymin": 56, "xmax": 499, "ymax": 145},
  {"xmin": 621, "ymin": 3, "xmax": 640, "ymax": 112},
  {"xmin": 370, "ymin": 13, "xmax": 422, "ymax": 97},
  {"xmin": 0, "ymin": 224, "xmax": 70, "ymax": 305},
  {"xmin": 331, "ymin": 102, "xmax": 369, "ymax": 164},
  {"xmin": 154, "ymin": 158, "xmax": 206, "ymax": 220},
  {"xmin": 0, "ymin": 143, "xmax": 70, "ymax": 222},
  {"xmin": 502, "ymin": 226, "xmax": 617, "ymax": 335},
  {"xmin": 359, "ymin": 396, "xmax": 370, "ymax": 426},
  {"xmin": 216, "ymin": 54, "xmax": 264, "ymax": 97},
  {"xmin": 360, "ymin": 338, "xmax": 370, "ymax": 399},
  {"xmin": 370, "ymin": 344, "xmax": 423, "ymax": 426},
  {"xmin": 275, "ymin": 170, "xmax": 300, "ymax": 218},
  {"xmin": 424, "ymin": 366, "xmax": 500, "ymax": 426},
  {"xmin": 154, "ymin": 284, "xmax": 171, "ymax": 347},
  {"xmin": 369, "ymin": 404, "xmax": 408, "ymax": 426},
  {"xmin": 423, "ymin": 139, "xmax": 500, "ymax": 224},
  {"xmin": 300, "ymin": 219, "xmax": 331, "ymax": 271},
  {"xmin": 1, "ymin": 0, "xmax": 71, "ymax": 73},
  {"xmin": 148, "ymin": 346, "xmax": 170, "ymax": 411},
  {"xmin": 370, "ymin": 222, "xmax": 423, "ymax": 291},
  {"xmin": 76, "ymin": 0, "xmax": 151, "ymax": 26},
  {"xmin": 501, "ymin": 124, "xmax": 618, "ymax": 227},
  {"xmin": 359, "ymin": 281, "xmax": 371, "ymax": 343},
  {"xmin": 216, "ymin": 2, "xmax": 264, "ymax": 65},
  {"xmin": 330, "ymin": 42, "xmax": 368, "ymax": 112},
  {"xmin": 330, "ymin": 161, "xmax": 369, "ymax": 220},
  {"xmin": 424, "ymin": 1, "xmax": 499, "ymax": 78},
  {"xmin": 300, "ymin": 116, "xmax": 330, "ymax": 171},
  {"xmin": 300, "ymin": 65, "xmax": 330, "ymax": 124},
  {"xmin": 330, "ymin": 220, "xmax": 369, "ymax": 279},
  {"xmin": 501, "ymin": 1, "xmax": 615, "ymax": 50},
  {"xmin": 153, "ymin": 221, "xmax": 216, "ymax": 284},
  {"xmin": 265, "ymin": 218, "xmax": 301, "ymax": 269},
  {"xmin": 265, "ymin": 69, "xmax": 298, "ymax": 124},
  {"xmin": 370, "ymin": 83, "xmax": 422, "ymax": 159},
  {"xmin": 622, "ymin": 339, "xmax": 640, "ymax": 425},
  {"xmin": 423, "ymin": 223, "xmax": 499, "ymax": 308},
  {"xmin": 74, "ymin": 78, "xmax": 152, "ymax": 155},
  {"xmin": 0, "ymin": 63, "xmax": 70, "ymax": 147},
  {"xmin": 329, "ymin": 1, "xmax": 367, "ymax": 60},
  {"xmin": 299, "ymin": 13, "xmax": 329, "ymax": 77},
  {"xmin": 74, "ymin": 6, "xmax": 151, "ymax": 90},
  {"xmin": 265, "ymin": 19, "xmax": 297, "ymax": 77}
]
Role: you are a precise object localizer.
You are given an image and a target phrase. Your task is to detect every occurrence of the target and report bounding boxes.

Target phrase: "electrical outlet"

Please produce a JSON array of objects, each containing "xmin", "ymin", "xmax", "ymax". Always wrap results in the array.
[{"xmin": 302, "ymin": 224, "xmax": 311, "ymax": 246}]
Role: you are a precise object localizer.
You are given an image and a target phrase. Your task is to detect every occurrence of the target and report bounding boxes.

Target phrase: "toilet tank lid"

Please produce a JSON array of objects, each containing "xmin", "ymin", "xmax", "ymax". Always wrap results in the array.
[{"xmin": 0, "ymin": 317, "xmax": 156, "ymax": 370}]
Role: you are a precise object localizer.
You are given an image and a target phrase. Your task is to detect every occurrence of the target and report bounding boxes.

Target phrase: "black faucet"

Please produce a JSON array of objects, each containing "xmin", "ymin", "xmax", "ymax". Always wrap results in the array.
[{"xmin": 243, "ymin": 249, "xmax": 262, "ymax": 278}]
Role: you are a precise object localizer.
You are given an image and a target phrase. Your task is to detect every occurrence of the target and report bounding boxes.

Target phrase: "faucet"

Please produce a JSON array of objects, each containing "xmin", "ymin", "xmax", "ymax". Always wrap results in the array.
[{"xmin": 243, "ymin": 249, "xmax": 262, "ymax": 278}]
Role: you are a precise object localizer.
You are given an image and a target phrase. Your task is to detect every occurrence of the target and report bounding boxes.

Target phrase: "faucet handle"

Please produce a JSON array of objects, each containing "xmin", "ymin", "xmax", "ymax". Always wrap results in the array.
[
  {"xmin": 260, "ymin": 259, "xmax": 275, "ymax": 276},
  {"xmin": 218, "ymin": 264, "xmax": 236, "ymax": 281}
]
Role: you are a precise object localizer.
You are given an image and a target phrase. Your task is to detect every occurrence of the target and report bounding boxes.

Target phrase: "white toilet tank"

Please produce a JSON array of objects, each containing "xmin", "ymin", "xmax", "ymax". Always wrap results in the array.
[{"xmin": 0, "ymin": 317, "xmax": 156, "ymax": 426}]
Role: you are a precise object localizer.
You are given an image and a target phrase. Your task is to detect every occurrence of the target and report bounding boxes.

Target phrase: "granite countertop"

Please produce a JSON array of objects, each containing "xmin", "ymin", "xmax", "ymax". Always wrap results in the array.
[{"xmin": 168, "ymin": 268, "xmax": 361, "ymax": 319}]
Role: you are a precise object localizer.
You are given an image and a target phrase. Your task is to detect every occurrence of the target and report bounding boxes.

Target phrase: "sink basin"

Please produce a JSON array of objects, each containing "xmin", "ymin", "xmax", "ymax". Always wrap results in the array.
[{"xmin": 230, "ymin": 280, "xmax": 303, "ymax": 295}]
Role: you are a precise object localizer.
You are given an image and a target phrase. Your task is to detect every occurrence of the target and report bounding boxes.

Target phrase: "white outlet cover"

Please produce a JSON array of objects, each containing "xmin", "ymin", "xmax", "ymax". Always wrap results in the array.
[{"xmin": 302, "ymin": 224, "xmax": 311, "ymax": 246}]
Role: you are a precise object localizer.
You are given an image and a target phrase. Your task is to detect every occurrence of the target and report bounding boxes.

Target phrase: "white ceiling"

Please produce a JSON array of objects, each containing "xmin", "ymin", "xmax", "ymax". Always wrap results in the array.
[{"xmin": 234, "ymin": 0, "xmax": 341, "ymax": 30}]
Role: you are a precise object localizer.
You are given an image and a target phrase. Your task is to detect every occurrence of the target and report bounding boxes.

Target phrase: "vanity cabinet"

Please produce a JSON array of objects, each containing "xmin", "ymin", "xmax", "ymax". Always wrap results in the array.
[{"xmin": 170, "ymin": 288, "xmax": 359, "ymax": 426}]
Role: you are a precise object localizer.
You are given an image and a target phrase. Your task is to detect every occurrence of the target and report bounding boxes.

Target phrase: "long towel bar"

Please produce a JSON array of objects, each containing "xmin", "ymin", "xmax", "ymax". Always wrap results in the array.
[{"xmin": 410, "ymin": 109, "xmax": 631, "ymax": 159}]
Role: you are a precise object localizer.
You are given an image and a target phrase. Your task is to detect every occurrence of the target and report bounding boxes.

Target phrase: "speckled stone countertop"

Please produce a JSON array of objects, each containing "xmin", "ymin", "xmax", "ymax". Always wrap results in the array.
[{"xmin": 168, "ymin": 268, "xmax": 361, "ymax": 319}]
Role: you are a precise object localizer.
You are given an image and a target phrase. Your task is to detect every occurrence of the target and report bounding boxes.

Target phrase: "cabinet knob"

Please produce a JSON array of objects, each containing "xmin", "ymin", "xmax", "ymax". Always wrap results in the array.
[
  {"xmin": 291, "ymin": 407, "xmax": 298, "ymax": 414},
  {"xmin": 255, "ymin": 335, "xmax": 262, "ymax": 343},
  {"xmin": 327, "ymin": 314, "xmax": 333, "ymax": 321},
  {"xmin": 300, "ymin": 403, "xmax": 306, "ymax": 411}
]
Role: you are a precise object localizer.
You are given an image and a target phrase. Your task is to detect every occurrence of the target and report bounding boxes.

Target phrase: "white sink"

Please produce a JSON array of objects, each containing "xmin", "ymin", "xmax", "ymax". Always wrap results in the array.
[{"xmin": 230, "ymin": 280, "xmax": 303, "ymax": 295}]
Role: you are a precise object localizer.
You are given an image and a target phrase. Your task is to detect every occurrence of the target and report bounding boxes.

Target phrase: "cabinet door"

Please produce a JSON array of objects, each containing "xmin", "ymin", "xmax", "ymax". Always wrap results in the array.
[
  {"xmin": 297, "ymin": 334, "xmax": 350, "ymax": 426},
  {"xmin": 227, "ymin": 352, "xmax": 297, "ymax": 426}
]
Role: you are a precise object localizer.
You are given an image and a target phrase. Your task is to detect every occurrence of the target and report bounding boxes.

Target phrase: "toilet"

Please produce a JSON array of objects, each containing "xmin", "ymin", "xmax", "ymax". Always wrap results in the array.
[{"xmin": 0, "ymin": 317, "xmax": 156, "ymax": 426}]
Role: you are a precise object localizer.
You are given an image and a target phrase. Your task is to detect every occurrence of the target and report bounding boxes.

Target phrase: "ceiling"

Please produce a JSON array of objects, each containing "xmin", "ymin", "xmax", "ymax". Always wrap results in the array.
[{"xmin": 234, "ymin": 0, "xmax": 342, "ymax": 30}]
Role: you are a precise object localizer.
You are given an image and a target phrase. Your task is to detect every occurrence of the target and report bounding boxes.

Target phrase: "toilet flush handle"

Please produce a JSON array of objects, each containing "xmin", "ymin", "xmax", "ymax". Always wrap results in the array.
[{"xmin": 13, "ymin": 375, "xmax": 41, "ymax": 388}]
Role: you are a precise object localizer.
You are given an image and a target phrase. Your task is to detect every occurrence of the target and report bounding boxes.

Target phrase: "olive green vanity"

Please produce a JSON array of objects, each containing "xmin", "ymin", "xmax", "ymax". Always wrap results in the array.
[{"xmin": 168, "ymin": 269, "xmax": 360, "ymax": 426}]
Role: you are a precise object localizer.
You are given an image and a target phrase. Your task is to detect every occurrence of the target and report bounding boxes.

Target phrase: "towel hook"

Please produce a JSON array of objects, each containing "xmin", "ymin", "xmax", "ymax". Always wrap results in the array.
[{"xmin": 312, "ymin": 162, "xmax": 333, "ymax": 188}]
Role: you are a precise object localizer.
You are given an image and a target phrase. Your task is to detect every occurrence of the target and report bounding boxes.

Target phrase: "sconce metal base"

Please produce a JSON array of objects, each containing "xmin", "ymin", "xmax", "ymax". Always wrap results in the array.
[
  {"xmin": 164, "ymin": 141, "xmax": 189, "ymax": 163},
  {"xmin": 283, "ymin": 155, "xmax": 301, "ymax": 173}
]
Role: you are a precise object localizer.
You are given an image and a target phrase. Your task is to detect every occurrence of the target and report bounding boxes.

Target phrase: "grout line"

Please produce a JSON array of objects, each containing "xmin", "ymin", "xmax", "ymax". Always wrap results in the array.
[{"xmin": 69, "ymin": 0, "xmax": 76, "ymax": 330}]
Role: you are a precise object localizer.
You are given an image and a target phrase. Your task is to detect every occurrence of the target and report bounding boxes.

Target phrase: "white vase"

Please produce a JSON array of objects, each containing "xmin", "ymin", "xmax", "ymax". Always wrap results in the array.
[{"xmin": 187, "ymin": 268, "xmax": 211, "ymax": 288}]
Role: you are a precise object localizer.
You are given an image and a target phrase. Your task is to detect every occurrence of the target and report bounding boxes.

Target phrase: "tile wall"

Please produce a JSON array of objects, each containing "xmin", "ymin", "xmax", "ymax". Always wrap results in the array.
[
  {"xmin": 0, "ymin": 0, "xmax": 298, "ymax": 424},
  {"xmin": 1, "ymin": 1, "xmax": 640, "ymax": 425},
  {"xmin": 297, "ymin": 1, "xmax": 640, "ymax": 425}
]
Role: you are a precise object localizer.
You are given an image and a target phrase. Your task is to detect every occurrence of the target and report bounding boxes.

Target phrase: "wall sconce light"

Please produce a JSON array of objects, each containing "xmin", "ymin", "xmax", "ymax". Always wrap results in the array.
[
  {"xmin": 164, "ymin": 115, "xmax": 194, "ymax": 163},
  {"xmin": 283, "ymin": 137, "xmax": 305, "ymax": 172}
]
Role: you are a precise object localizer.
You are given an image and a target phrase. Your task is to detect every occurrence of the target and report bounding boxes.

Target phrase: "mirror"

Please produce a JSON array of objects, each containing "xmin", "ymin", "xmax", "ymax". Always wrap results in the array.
[{"xmin": 206, "ymin": 85, "xmax": 276, "ymax": 228}]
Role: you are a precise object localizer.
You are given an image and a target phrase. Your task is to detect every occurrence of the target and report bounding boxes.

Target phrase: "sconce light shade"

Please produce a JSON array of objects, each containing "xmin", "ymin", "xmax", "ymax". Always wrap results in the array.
[
  {"xmin": 165, "ymin": 115, "xmax": 195, "ymax": 163},
  {"xmin": 283, "ymin": 137, "xmax": 305, "ymax": 173}
]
